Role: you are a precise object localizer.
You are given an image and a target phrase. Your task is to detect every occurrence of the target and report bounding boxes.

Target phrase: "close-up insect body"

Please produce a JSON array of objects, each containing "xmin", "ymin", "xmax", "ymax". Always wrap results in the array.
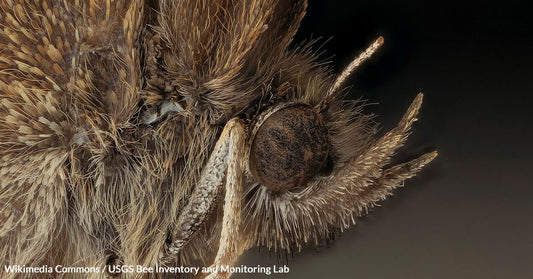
[{"xmin": 0, "ymin": 1, "xmax": 436, "ymax": 278}]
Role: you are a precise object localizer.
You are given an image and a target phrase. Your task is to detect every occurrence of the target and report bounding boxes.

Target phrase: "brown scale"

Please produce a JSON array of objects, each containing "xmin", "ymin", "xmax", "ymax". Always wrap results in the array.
[{"xmin": 0, "ymin": 1, "xmax": 436, "ymax": 278}]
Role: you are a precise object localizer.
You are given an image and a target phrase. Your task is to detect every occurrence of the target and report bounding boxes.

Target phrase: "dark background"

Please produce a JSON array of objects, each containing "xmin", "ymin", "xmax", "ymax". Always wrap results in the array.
[{"xmin": 239, "ymin": 1, "xmax": 533, "ymax": 278}]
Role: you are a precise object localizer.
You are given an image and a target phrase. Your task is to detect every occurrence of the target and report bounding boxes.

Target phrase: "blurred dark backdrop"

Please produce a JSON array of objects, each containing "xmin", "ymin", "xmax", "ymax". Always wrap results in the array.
[{"xmin": 239, "ymin": 1, "xmax": 533, "ymax": 278}]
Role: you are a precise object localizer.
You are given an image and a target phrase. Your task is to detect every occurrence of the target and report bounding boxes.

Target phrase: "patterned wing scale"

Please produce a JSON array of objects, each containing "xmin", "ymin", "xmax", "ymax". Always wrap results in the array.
[{"xmin": 0, "ymin": 0, "xmax": 142, "ymax": 270}]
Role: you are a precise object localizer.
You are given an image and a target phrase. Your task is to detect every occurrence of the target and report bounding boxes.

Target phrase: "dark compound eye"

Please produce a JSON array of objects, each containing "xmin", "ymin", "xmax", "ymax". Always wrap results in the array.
[{"xmin": 249, "ymin": 104, "xmax": 330, "ymax": 192}]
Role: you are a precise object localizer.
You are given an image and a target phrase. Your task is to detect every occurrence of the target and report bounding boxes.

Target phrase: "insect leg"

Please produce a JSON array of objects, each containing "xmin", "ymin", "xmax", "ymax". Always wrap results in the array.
[
  {"xmin": 206, "ymin": 119, "xmax": 246, "ymax": 279},
  {"xmin": 163, "ymin": 119, "xmax": 245, "ymax": 263}
]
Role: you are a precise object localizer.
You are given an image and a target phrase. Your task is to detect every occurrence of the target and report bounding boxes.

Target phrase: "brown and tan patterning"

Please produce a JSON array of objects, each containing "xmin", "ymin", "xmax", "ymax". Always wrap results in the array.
[{"xmin": 0, "ymin": 1, "xmax": 436, "ymax": 278}]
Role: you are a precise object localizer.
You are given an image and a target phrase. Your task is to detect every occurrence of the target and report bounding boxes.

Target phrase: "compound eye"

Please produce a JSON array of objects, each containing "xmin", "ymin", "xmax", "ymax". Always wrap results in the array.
[{"xmin": 249, "ymin": 104, "xmax": 330, "ymax": 192}]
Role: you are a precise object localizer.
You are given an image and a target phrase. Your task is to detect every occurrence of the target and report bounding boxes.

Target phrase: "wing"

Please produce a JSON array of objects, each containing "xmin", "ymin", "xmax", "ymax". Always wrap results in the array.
[{"xmin": 0, "ymin": 0, "xmax": 143, "ymax": 270}]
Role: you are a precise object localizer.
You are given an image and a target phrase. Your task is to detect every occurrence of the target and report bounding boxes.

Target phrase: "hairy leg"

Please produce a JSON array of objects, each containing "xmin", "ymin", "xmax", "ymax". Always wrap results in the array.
[
  {"xmin": 163, "ymin": 119, "xmax": 246, "ymax": 267},
  {"xmin": 205, "ymin": 120, "xmax": 246, "ymax": 279}
]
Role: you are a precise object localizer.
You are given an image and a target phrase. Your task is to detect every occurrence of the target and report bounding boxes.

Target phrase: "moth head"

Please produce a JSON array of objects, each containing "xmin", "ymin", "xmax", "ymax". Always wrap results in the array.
[
  {"xmin": 237, "ymin": 33, "xmax": 395, "ymax": 252},
  {"xmin": 248, "ymin": 102, "xmax": 330, "ymax": 191}
]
